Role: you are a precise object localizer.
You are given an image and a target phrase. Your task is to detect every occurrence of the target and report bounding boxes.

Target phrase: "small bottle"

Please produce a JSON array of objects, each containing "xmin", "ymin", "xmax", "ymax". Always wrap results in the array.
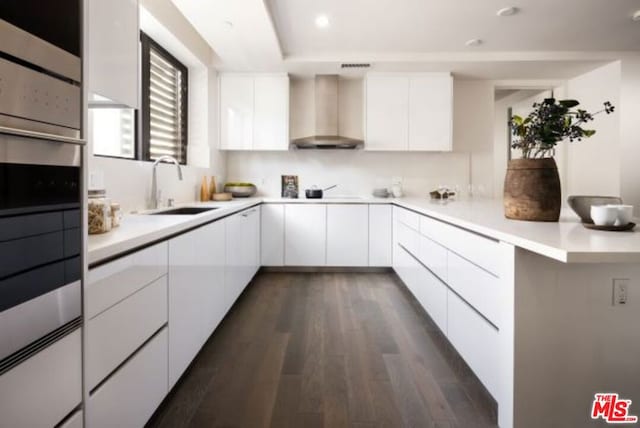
[{"xmin": 200, "ymin": 176, "xmax": 209, "ymax": 201}]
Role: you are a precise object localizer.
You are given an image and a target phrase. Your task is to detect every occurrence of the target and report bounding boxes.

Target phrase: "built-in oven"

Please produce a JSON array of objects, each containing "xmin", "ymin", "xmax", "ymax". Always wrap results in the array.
[
  {"xmin": 0, "ymin": 135, "xmax": 82, "ymax": 374},
  {"xmin": 0, "ymin": 0, "xmax": 82, "ymax": 142}
]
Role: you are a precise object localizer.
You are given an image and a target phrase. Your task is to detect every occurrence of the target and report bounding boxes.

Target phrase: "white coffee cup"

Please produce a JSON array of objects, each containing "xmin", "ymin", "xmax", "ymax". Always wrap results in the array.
[
  {"xmin": 607, "ymin": 204, "xmax": 633, "ymax": 226},
  {"xmin": 590, "ymin": 205, "xmax": 618, "ymax": 226}
]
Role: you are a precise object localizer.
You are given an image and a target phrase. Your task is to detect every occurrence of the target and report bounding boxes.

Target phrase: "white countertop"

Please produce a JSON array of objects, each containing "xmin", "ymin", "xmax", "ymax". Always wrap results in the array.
[{"xmin": 88, "ymin": 196, "xmax": 640, "ymax": 266}]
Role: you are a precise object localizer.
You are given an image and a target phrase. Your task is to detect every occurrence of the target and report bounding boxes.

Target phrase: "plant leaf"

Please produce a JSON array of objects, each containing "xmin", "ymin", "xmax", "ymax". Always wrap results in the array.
[{"xmin": 559, "ymin": 99, "xmax": 580, "ymax": 108}]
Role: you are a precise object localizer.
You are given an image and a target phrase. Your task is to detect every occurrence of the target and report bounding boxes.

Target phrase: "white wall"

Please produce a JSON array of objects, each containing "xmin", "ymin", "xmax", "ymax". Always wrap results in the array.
[
  {"xmin": 565, "ymin": 61, "xmax": 621, "ymax": 198},
  {"xmin": 226, "ymin": 78, "xmax": 494, "ymax": 198},
  {"xmin": 619, "ymin": 55, "xmax": 640, "ymax": 214}
]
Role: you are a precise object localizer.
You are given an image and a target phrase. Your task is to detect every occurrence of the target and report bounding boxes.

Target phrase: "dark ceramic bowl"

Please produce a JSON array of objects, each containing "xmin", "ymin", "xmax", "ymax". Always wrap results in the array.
[{"xmin": 567, "ymin": 195, "xmax": 623, "ymax": 223}]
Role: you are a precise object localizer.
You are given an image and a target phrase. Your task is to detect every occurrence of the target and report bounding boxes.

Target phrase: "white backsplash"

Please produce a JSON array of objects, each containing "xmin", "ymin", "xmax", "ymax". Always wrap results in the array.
[{"xmin": 226, "ymin": 150, "xmax": 472, "ymax": 198}]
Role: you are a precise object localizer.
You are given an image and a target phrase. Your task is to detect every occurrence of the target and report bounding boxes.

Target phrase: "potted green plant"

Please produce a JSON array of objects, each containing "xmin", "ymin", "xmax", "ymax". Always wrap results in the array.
[{"xmin": 504, "ymin": 98, "xmax": 615, "ymax": 221}]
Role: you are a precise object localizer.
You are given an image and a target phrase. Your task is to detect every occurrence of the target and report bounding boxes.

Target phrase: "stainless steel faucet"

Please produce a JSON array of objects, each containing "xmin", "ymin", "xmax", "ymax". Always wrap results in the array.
[{"xmin": 150, "ymin": 156, "xmax": 183, "ymax": 209}]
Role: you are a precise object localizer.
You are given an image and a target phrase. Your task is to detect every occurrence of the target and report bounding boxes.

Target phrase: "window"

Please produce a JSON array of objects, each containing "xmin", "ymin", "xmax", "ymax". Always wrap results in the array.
[
  {"xmin": 141, "ymin": 32, "xmax": 188, "ymax": 164},
  {"xmin": 91, "ymin": 33, "xmax": 188, "ymax": 164}
]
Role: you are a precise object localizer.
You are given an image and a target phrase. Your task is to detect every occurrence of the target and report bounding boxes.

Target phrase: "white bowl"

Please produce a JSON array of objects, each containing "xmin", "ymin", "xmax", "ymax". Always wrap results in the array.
[
  {"xmin": 590, "ymin": 205, "xmax": 618, "ymax": 226},
  {"xmin": 607, "ymin": 204, "xmax": 634, "ymax": 226}
]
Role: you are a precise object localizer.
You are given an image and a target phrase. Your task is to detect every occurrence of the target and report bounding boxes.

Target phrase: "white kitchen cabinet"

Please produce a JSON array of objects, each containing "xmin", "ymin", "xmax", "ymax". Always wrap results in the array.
[
  {"xmin": 365, "ymin": 74, "xmax": 409, "ymax": 151},
  {"xmin": 168, "ymin": 220, "xmax": 226, "ymax": 387},
  {"xmin": 225, "ymin": 206, "xmax": 261, "ymax": 310},
  {"xmin": 261, "ymin": 204, "xmax": 285, "ymax": 266},
  {"xmin": 447, "ymin": 292, "xmax": 499, "ymax": 396},
  {"xmin": 369, "ymin": 205, "xmax": 392, "ymax": 267},
  {"xmin": 88, "ymin": 328, "xmax": 168, "ymax": 428},
  {"xmin": 327, "ymin": 204, "xmax": 369, "ymax": 266},
  {"xmin": 415, "ymin": 262, "xmax": 448, "ymax": 334},
  {"xmin": 285, "ymin": 205, "xmax": 327, "ymax": 266},
  {"xmin": 0, "ymin": 329, "xmax": 82, "ymax": 428},
  {"xmin": 254, "ymin": 75, "xmax": 290, "ymax": 150},
  {"xmin": 220, "ymin": 74, "xmax": 254, "ymax": 150},
  {"xmin": 365, "ymin": 73, "xmax": 453, "ymax": 152},
  {"xmin": 220, "ymin": 73, "xmax": 289, "ymax": 151},
  {"xmin": 88, "ymin": 0, "xmax": 139, "ymax": 108},
  {"xmin": 87, "ymin": 276, "xmax": 167, "ymax": 390},
  {"xmin": 408, "ymin": 73, "xmax": 453, "ymax": 151}
]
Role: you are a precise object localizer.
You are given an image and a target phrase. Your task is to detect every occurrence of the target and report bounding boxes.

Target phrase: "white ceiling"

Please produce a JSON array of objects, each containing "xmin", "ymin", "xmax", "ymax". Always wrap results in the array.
[
  {"xmin": 269, "ymin": 0, "xmax": 640, "ymax": 54},
  {"xmin": 171, "ymin": 0, "xmax": 639, "ymax": 79}
]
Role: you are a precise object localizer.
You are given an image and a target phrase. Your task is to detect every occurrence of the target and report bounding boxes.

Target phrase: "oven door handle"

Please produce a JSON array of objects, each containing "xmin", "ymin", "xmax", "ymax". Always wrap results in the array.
[{"xmin": 0, "ymin": 126, "xmax": 85, "ymax": 146}]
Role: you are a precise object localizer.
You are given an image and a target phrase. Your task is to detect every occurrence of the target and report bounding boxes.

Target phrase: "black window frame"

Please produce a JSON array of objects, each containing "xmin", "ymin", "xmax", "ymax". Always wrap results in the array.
[{"xmin": 140, "ymin": 31, "xmax": 189, "ymax": 165}]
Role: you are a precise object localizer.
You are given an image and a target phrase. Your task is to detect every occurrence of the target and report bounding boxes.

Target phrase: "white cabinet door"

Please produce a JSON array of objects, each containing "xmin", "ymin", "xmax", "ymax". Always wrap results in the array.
[
  {"xmin": 369, "ymin": 205, "xmax": 392, "ymax": 267},
  {"xmin": 220, "ymin": 74, "xmax": 254, "ymax": 150},
  {"xmin": 261, "ymin": 204, "xmax": 285, "ymax": 266},
  {"xmin": 409, "ymin": 73, "xmax": 453, "ymax": 151},
  {"xmin": 225, "ymin": 213, "xmax": 245, "ymax": 307},
  {"xmin": 365, "ymin": 74, "xmax": 409, "ymax": 151},
  {"xmin": 168, "ymin": 221, "xmax": 225, "ymax": 387},
  {"xmin": 285, "ymin": 205, "xmax": 327, "ymax": 266},
  {"xmin": 88, "ymin": 0, "xmax": 139, "ymax": 108},
  {"xmin": 0, "ymin": 329, "xmax": 81, "ymax": 428},
  {"xmin": 88, "ymin": 328, "xmax": 168, "ymax": 428},
  {"xmin": 327, "ymin": 204, "xmax": 368, "ymax": 266},
  {"xmin": 239, "ymin": 206, "xmax": 261, "ymax": 284},
  {"xmin": 254, "ymin": 75, "xmax": 289, "ymax": 150}
]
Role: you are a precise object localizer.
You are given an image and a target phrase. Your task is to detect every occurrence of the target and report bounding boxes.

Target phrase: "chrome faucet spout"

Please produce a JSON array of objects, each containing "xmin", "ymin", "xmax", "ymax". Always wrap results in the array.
[{"xmin": 150, "ymin": 156, "xmax": 184, "ymax": 209}]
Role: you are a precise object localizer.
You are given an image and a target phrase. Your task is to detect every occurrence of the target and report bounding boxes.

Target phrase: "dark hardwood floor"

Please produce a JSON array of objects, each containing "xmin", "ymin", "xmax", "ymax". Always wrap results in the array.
[{"xmin": 147, "ymin": 272, "xmax": 497, "ymax": 428}]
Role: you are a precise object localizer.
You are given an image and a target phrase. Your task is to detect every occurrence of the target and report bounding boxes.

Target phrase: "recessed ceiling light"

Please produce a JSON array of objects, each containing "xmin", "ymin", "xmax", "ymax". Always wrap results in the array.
[
  {"xmin": 497, "ymin": 7, "xmax": 519, "ymax": 17},
  {"xmin": 465, "ymin": 38, "xmax": 483, "ymax": 47},
  {"xmin": 223, "ymin": 20, "xmax": 233, "ymax": 29},
  {"xmin": 633, "ymin": 10, "xmax": 640, "ymax": 22},
  {"xmin": 315, "ymin": 14, "xmax": 330, "ymax": 29}
]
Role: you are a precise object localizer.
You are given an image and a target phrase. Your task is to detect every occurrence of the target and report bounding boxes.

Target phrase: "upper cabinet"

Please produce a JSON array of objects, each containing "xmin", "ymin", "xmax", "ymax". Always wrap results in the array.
[
  {"xmin": 88, "ymin": 0, "xmax": 139, "ymax": 109},
  {"xmin": 365, "ymin": 72, "xmax": 453, "ymax": 151},
  {"xmin": 219, "ymin": 73, "xmax": 289, "ymax": 151}
]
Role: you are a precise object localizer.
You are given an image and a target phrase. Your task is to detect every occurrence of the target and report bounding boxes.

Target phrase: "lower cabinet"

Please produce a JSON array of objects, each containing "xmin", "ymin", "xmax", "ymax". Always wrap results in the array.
[
  {"xmin": 168, "ymin": 220, "xmax": 226, "ymax": 387},
  {"xmin": 0, "ymin": 329, "xmax": 82, "ymax": 428},
  {"xmin": 261, "ymin": 204, "xmax": 284, "ymax": 266},
  {"xmin": 285, "ymin": 204, "xmax": 327, "ymax": 266},
  {"xmin": 225, "ymin": 206, "xmax": 261, "ymax": 309},
  {"xmin": 59, "ymin": 410, "xmax": 83, "ymax": 428},
  {"xmin": 447, "ymin": 292, "xmax": 499, "ymax": 396},
  {"xmin": 327, "ymin": 204, "xmax": 369, "ymax": 266},
  {"xmin": 87, "ymin": 328, "xmax": 168, "ymax": 428},
  {"xmin": 369, "ymin": 204, "xmax": 392, "ymax": 267},
  {"xmin": 392, "ymin": 206, "xmax": 501, "ymax": 398}
]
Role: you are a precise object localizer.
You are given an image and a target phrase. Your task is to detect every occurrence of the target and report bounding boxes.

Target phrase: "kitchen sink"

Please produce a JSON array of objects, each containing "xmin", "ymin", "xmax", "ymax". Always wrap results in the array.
[{"xmin": 149, "ymin": 207, "xmax": 219, "ymax": 215}]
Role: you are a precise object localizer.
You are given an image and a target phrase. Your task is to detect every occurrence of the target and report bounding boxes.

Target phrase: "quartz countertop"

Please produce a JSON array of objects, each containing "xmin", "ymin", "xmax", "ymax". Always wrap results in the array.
[{"xmin": 88, "ymin": 196, "xmax": 640, "ymax": 266}]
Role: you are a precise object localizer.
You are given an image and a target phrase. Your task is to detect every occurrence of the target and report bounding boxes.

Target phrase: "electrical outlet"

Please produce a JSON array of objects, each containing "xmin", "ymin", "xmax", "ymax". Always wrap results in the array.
[{"xmin": 612, "ymin": 279, "xmax": 629, "ymax": 306}]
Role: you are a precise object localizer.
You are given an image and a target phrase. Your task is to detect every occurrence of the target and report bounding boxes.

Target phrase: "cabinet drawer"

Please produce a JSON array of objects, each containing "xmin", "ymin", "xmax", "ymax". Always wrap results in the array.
[
  {"xmin": 420, "ymin": 216, "xmax": 501, "ymax": 276},
  {"xmin": 447, "ymin": 251, "xmax": 501, "ymax": 327},
  {"xmin": 87, "ymin": 276, "xmax": 167, "ymax": 390},
  {"xmin": 87, "ymin": 242, "xmax": 168, "ymax": 319},
  {"xmin": 88, "ymin": 328, "xmax": 168, "ymax": 428},
  {"xmin": 394, "ymin": 206, "xmax": 420, "ymax": 230},
  {"xmin": 0, "ymin": 329, "xmax": 81, "ymax": 428},
  {"xmin": 415, "ymin": 263, "xmax": 448, "ymax": 334},
  {"xmin": 394, "ymin": 244, "xmax": 420, "ymax": 299},
  {"xmin": 396, "ymin": 220, "xmax": 419, "ymax": 257},
  {"xmin": 417, "ymin": 234, "xmax": 447, "ymax": 281},
  {"xmin": 447, "ymin": 292, "xmax": 499, "ymax": 397}
]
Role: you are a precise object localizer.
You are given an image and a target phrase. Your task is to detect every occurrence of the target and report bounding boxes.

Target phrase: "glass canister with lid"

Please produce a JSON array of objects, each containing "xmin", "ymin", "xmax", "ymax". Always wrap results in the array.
[{"xmin": 88, "ymin": 189, "xmax": 112, "ymax": 234}]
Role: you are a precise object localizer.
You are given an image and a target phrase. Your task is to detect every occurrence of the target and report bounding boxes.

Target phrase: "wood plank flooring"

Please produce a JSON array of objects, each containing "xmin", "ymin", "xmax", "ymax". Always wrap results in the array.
[{"xmin": 147, "ymin": 272, "xmax": 497, "ymax": 428}]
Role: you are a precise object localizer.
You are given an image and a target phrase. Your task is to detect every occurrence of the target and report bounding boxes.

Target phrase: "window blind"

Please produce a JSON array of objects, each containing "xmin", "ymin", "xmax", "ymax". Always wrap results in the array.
[{"xmin": 148, "ymin": 47, "xmax": 186, "ymax": 162}]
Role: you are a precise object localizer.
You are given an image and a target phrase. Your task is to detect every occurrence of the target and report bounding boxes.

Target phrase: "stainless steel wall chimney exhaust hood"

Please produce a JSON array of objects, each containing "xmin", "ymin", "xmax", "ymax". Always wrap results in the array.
[{"xmin": 291, "ymin": 75, "xmax": 364, "ymax": 149}]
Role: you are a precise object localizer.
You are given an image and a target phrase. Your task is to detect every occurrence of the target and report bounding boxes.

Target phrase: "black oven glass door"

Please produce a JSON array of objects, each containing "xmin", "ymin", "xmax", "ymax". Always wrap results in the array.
[
  {"xmin": 0, "ymin": 0, "xmax": 81, "ymax": 57},
  {"xmin": 0, "ymin": 141, "xmax": 82, "ymax": 370}
]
